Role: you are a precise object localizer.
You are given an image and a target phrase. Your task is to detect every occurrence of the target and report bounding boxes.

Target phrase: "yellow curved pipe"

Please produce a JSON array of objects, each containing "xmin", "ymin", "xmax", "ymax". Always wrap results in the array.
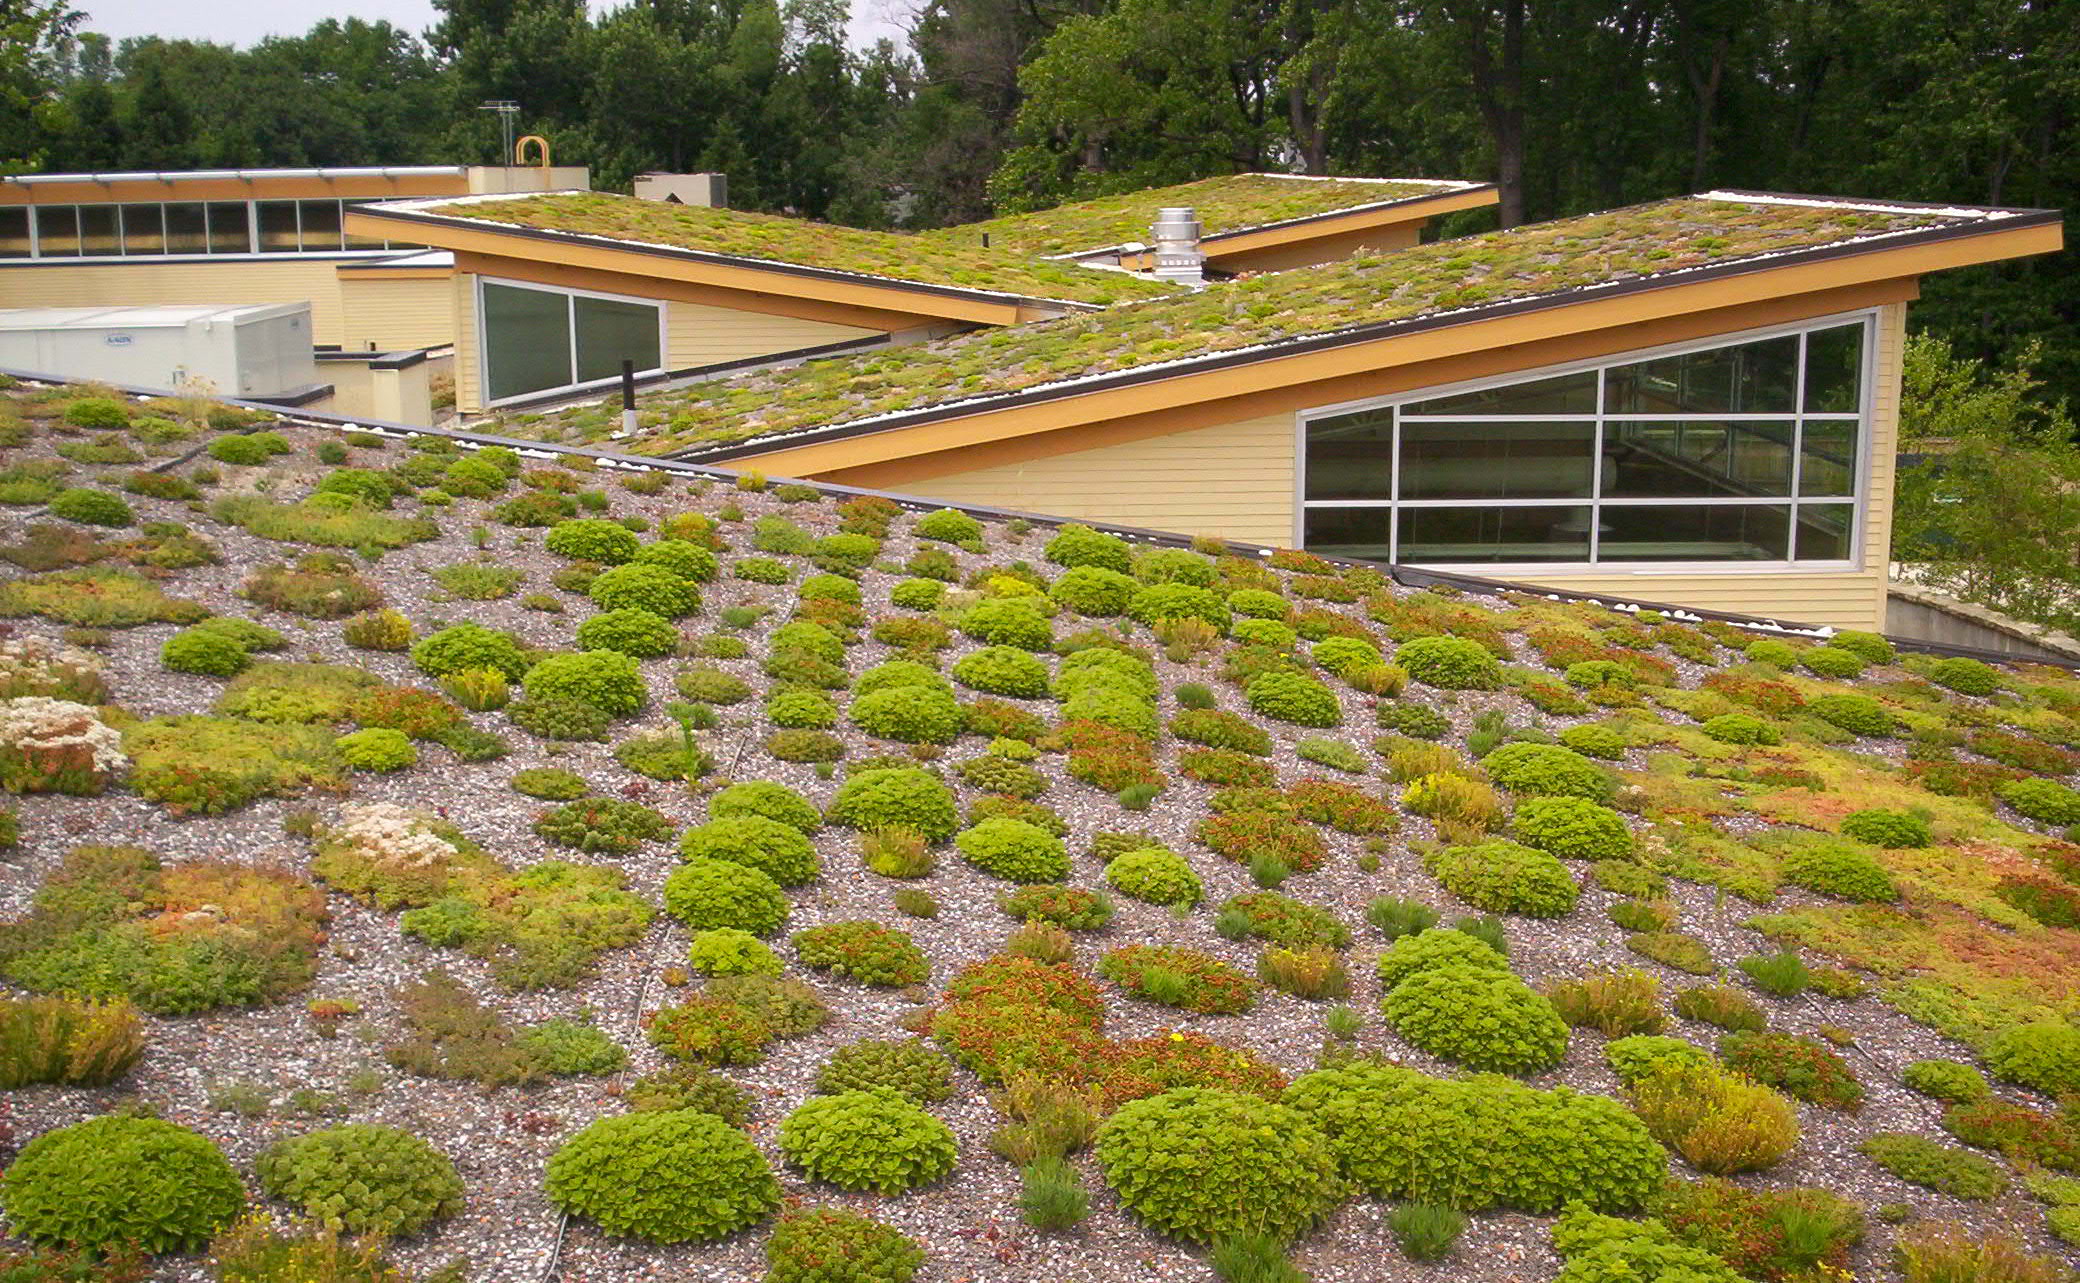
[{"xmin": 515, "ymin": 135, "xmax": 551, "ymax": 173}]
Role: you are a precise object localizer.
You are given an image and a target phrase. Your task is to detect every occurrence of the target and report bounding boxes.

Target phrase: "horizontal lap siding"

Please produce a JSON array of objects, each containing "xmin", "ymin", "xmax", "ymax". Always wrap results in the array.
[
  {"xmin": 0, "ymin": 260, "xmax": 349, "ymax": 343},
  {"xmin": 904, "ymin": 411, "xmax": 1295, "ymax": 547},
  {"xmin": 664, "ymin": 300, "xmax": 877, "ymax": 370},
  {"xmin": 339, "ymin": 276, "xmax": 457, "ymax": 351},
  {"xmin": 452, "ymin": 272, "xmax": 481, "ymax": 413}
]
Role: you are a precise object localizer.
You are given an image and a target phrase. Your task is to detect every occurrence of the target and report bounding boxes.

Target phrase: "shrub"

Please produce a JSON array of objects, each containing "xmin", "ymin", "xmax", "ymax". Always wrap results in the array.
[
  {"xmin": 1799, "ymin": 645, "xmax": 1865, "ymax": 679},
  {"xmin": 1703, "ymin": 712, "xmax": 1779, "ymax": 745},
  {"xmin": 957, "ymin": 817, "xmax": 1068, "ymax": 882},
  {"xmin": 0, "ymin": 1115, "xmax": 243, "ymax": 1252},
  {"xmin": 1281, "ymin": 1061, "xmax": 1666, "ymax": 1212},
  {"xmin": 1244, "ymin": 671, "xmax": 1342, "ymax": 727},
  {"xmin": 626, "ymin": 1064, "xmax": 754, "ymax": 1123},
  {"xmin": 1859, "ymin": 1133, "xmax": 2005, "ymax": 1200},
  {"xmin": 1214, "ymin": 892, "xmax": 1349, "ymax": 950},
  {"xmin": 764, "ymin": 1208, "xmax": 924, "ymax": 1283},
  {"xmin": 1838, "ymin": 807, "xmax": 1931, "ymax": 849},
  {"xmin": 589, "ymin": 562, "xmax": 699, "ymax": 617},
  {"xmin": 828, "ymin": 768, "xmax": 959, "ymax": 843},
  {"xmin": 160, "ymin": 625, "xmax": 250, "ymax": 676},
  {"xmin": 1894, "ymin": 1224, "xmax": 2073, "ymax": 1283},
  {"xmin": 1101, "ymin": 945, "xmax": 1256, "ymax": 1014},
  {"xmin": 1675, "ymin": 983, "xmax": 1767, "ymax": 1032},
  {"xmin": 1738, "ymin": 949, "xmax": 1812, "ymax": 997},
  {"xmin": 335, "ymin": 727, "xmax": 417, "ymax": 772},
  {"xmin": 1049, "ymin": 565, "xmax": 1136, "ymax": 615},
  {"xmin": 1547, "ymin": 969, "xmax": 1665, "ymax": 1037},
  {"xmin": 0, "ymin": 996, "xmax": 146, "ymax": 1088},
  {"xmin": 687, "ymin": 928, "xmax": 783, "ymax": 977},
  {"xmin": 545, "ymin": 1109, "xmax": 780, "ymax": 1242},
  {"xmin": 573, "ymin": 608, "xmax": 678, "ymax": 657},
  {"xmin": 1808, "ymin": 693, "xmax": 1892, "ymax": 736},
  {"xmin": 343, "ymin": 608, "xmax": 414, "ymax": 651},
  {"xmin": 677, "ymin": 664, "xmax": 753, "ymax": 704},
  {"xmin": 1604, "ymin": 1035, "xmax": 1712, "ymax": 1084},
  {"xmin": 1482, "ymin": 742, "xmax": 1611, "ymax": 800},
  {"xmin": 1512, "ymin": 797, "xmax": 1635, "ymax": 863},
  {"xmin": 1127, "ymin": 582, "xmax": 1229, "ymax": 632},
  {"xmin": 778, "ymin": 1089, "xmax": 958, "ymax": 1194},
  {"xmin": 959, "ymin": 598, "xmax": 1052, "ymax": 650},
  {"xmin": 848, "ymin": 684, "xmax": 962, "ymax": 745},
  {"xmin": 1719, "ymin": 1031, "xmax": 1865, "ymax": 1110},
  {"xmin": 411, "ymin": 623, "xmax": 527, "ymax": 681},
  {"xmin": 647, "ymin": 994, "xmax": 776, "ymax": 1067},
  {"xmin": 1374, "ymin": 927, "xmax": 1508, "ymax": 990},
  {"xmin": 1381, "ymin": 962, "xmax": 1569, "ymax": 1073},
  {"xmin": 1377, "ymin": 702, "xmax": 1451, "ymax": 740},
  {"xmin": 914, "ymin": 506, "xmax": 983, "ymax": 543},
  {"xmin": 952, "ymin": 645, "xmax": 1051, "ymax": 697},
  {"xmin": 999, "ymin": 884, "xmax": 1114, "ymax": 930},
  {"xmin": 633, "ymin": 538, "xmax": 718, "ymax": 582},
  {"xmin": 1045, "ymin": 523, "xmax": 1132, "ymax": 572},
  {"xmin": 1173, "ymin": 707, "xmax": 1274, "ymax": 755},
  {"xmin": 123, "ymin": 715, "xmax": 346, "ymax": 816},
  {"xmin": 1423, "ymin": 840, "xmax": 1579, "ymax": 917},
  {"xmin": 816, "ymin": 1039, "xmax": 954, "ymax": 1103},
  {"xmin": 532, "ymin": 796, "xmax": 672, "ymax": 855},
  {"xmin": 1630, "ymin": 931, "xmax": 1715, "ymax": 975},
  {"xmin": 1904, "ymin": 1058, "xmax": 1991, "ymax": 1104},
  {"xmin": 254, "ymin": 1123, "xmax": 462, "ymax": 1237},
  {"xmin": 1985, "ymin": 1021, "xmax": 2080, "ymax": 1096},
  {"xmin": 1630, "ymin": 1060, "xmax": 1800, "ymax": 1174},
  {"xmin": 2000, "ymin": 778, "xmax": 2080, "ymax": 826},
  {"xmin": 1781, "ymin": 840, "xmax": 1898, "ymax": 901},
  {"xmin": 1397, "ymin": 636, "xmax": 1502, "ymax": 690},
  {"xmin": 679, "ymin": 816, "xmax": 820, "ymax": 886},
  {"xmin": 1094, "ymin": 1088, "xmax": 1347, "ymax": 1245},
  {"xmin": 1105, "ymin": 847, "xmax": 1204, "ymax": 908},
  {"xmin": 1560, "ymin": 724, "xmax": 1629, "ymax": 759},
  {"xmin": 710, "ymin": 780, "xmax": 820, "ymax": 833},
  {"xmin": 521, "ymin": 650, "xmax": 646, "ymax": 716},
  {"xmin": 47, "ymin": 488, "xmax": 133, "ymax": 527},
  {"xmin": 545, "ymin": 518, "xmax": 639, "ymax": 564},
  {"xmin": 663, "ymin": 860, "xmax": 790, "ymax": 935},
  {"xmin": 1929, "ymin": 656, "xmax": 2002, "ymax": 696},
  {"xmin": 793, "ymin": 921, "xmax": 929, "ymax": 987}
]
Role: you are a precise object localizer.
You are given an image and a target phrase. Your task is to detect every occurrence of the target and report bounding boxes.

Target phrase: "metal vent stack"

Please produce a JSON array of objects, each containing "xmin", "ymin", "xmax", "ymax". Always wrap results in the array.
[{"xmin": 1150, "ymin": 206, "xmax": 1204, "ymax": 286}]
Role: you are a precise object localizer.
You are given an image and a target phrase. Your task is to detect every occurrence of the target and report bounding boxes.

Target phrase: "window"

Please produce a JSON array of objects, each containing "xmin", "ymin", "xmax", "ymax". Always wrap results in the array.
[
  {"xmin": 481, "ymin": 279, "xmax": 664, "ymax": 405},
  {"xmin": 9, "ymin": 197, "xmax": 416, "ymax": 258},
  {"xmin": 34, "ymin": 206, "xmax": 79, "ymax": 256},
  {"xmin": 1299, "ymin": 318, "xmax": 1870, "ymax": 568},
  {"xmin": 0, "ymin": 208, "xmax": 27, "ymax": 259}
]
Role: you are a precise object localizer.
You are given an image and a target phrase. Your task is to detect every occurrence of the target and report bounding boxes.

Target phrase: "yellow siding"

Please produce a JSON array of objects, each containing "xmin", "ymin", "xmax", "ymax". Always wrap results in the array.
[
  {"xmin": 452, "ymin": 271, "xmax": 482, "ymax": 413},
  {"xmin": 0, "ymin": 259, "xmax": 352, "ymax": 344},
  {"xmin": 1517, "ymin": 302, "xmax": 1902, "ymax": 631},
  {"xmin": 664, "ymin": 298, "xmax": 875, "ymax": 370},
  {"xmin": 904, "ymin": 411, "xmax": 1295, "ymax": 547},
  {"xmin": 339, "ymin": 275, "xmax": 457, "ymax": 351}
]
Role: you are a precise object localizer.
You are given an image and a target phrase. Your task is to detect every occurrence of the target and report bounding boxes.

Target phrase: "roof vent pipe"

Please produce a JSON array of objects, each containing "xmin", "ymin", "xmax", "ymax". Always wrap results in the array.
[{"xmin": 1150, "ymin": 206, "xmax": 1204, "ymax": 286}]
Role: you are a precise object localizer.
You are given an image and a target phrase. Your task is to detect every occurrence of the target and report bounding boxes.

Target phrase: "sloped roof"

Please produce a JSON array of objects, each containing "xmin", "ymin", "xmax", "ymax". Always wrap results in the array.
[
  {"xmin": 920, "ymin": 174, "xmax": 1488, "ymax": 258},
  {"xmin": 374, "ymin": 191, "xmax": 1182, "ymax": 309},
  {"xmin": 504, "ymin": 193, "xmax": 2054, "ymax": 458}
]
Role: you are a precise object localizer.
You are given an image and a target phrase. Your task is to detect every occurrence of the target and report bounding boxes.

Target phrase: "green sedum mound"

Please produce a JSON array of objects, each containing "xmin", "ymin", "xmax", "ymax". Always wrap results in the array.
[
  {"xmin": 1374, "ymin": 927, "xmax": 1509, "ymax": 990},
  {"xmin": 663, "ymin": 859, "xmax": 791, "ymax": 935},
  {"xmin": 545, "ymin": 1108, "xmax": 780, "ymax": 1242},
  {"xmin": 827, "ymin": 768, "xmax": 959, "ymax": 843},
  {"xmin": 1395, "ymin": 636, "xmax": 1501, "ymax": 690},
  {"xmin": 1423, "ymin": 841, "xmax": 1580, "ymax": 917},
  {"xmin": 1245, "ymin": 671, "xmax": 1342, "ymax": 727},
  {"xmin": 765, "ymin": 1207, "xmax": 925, "ymax": 1283},
  {"xmin": 1984, "ymin": 1021, "xmax": 2080, "ymax": 1096},
  {"xmin": 679, "ymin": 815, "xmax": 821, "ymax": 886},
  {"xmin": 1282, "ymin": 1061, "xmax": 1665, "ymax": 1212},
  {"xmin": 1510, "ymin": 796, "xmax": 1633, "ymax": 861},
  {"xmin": 1481, "ymin": 743, "xmax": 1612, "ymax": 801},
  {"xmin": 956, "ymin": 817, "xmax": 1069, "ymax": 882},
  {"xmin": 0, "ymin": 1114, "xmax": 245, "ymax": 1253},
  {"xmin": 1380, "ymin": 962, "xmax": 1570, "ymax": 1073},
  {"xmin": 1095, "ymin": 1087, "xmax": 1348, "ymax": 1245},
  {"xmin": 710, "ymin": 780, "xmax": 821, "ymax": 833},
  {"xmin": 1104, "ymin": 847, "xmax": 1204, "ymax": 908},
  {"xmin": 254, "ymin": 1123, "xmax": 463, "ymax": 1237},
  {"xmin": 778, "ymin": 1088, "xmax": 958, "ymax": 1194}
]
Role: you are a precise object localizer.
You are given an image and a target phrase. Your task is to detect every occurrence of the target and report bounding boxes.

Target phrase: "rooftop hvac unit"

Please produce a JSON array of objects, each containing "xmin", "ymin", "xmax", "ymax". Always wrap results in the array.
[{"xmin": 0, "ymin": 302, "xmax": 322, "ymax": 400}]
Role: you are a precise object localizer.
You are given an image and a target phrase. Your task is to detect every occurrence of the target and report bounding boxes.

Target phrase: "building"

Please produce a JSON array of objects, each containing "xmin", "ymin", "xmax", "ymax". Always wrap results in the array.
[
  {"xmin": 342, "ymin": 175, "xmax": 1495, "ymax": 414},
  {"xmin": 483, "ymin": 192, "xmax": 2062, "ymax": 632}
]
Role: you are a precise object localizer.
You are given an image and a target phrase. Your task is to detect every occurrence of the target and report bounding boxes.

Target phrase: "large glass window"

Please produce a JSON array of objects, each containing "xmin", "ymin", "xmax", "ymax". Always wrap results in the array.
[
  {"xmin": 120, "ymin": 204, "xmax": 164, "ymax": 255},
  {"xmin": 34, "ymin": 206, "xmax": 79, "ymax": 256},
  {"xmin": 1299, "ymin": 319, "xmax": 1869, "ymax": 568},
  {"xmin": 0, "ymin": 208, "xmax": 27, "ymax": 258},
  {"xmin": 482, "ymin": 279, "xmax": 664, "ymax": 405},
  {"xmin": 9, "ymin": 197, "xmax": 417, "ymax": 258}
]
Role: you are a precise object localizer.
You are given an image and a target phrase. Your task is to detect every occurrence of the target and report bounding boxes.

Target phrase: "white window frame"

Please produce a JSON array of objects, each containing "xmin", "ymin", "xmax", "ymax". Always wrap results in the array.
[
  {"xmin": 1292, "ymin": 308, "xmax": 1878, "ymax": 575},
  {"xmin": 1, "ymin": 198, "xmax": 420, "ymax": 262},
  {"xmin": 475, "ymin": 274, "xmax": 670, "ymax": 409}
]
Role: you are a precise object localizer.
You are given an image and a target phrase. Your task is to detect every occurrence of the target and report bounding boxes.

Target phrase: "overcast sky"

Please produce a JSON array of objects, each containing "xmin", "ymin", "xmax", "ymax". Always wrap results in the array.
[{"xmin": 75, "ymin": 0, "xmax": 913, "ymax": 52}]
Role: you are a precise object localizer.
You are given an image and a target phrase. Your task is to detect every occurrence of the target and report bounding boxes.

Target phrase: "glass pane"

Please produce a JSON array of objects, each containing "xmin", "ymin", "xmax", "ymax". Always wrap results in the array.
[
  {"xmin": 78, "ymin": 205, "xmax": 117, "ymax": 256},
  {"xmin": 1604, "ymin": 334, "xmax": 1797, "ymax": 414},
  {"xmin": 1398, "ymin": 420, "xmax": 1595, "ymax": 500},
  {"xmin": 1603, "ymin": 419, "xmax": 1793, "ymax": 498},
  {"xmin": 257, "ymin": 201, "xmax": 300, "ymax": 253},
  {"xmin": 483, "ymin": 282, "xmax": 573, "ymax": 402},
  {"xmin": 1793, "ymin": 503, "xmax": 1856, "ymax": 561},
  {"xmin": 343, "ymin": 201, "xmax": 387, "ymax": 250},
  {"xmin": 207, "ymin": 202, "xmax": 250, "ymax": 254},
  {"xmin": 0, "ymin": 207, "xmax": 27, "ymax": 258},
  {"xmin": 120, "ymin": 204, "xmax": 164, "ymax": 255},
  {"xmin": 1396, "ymin": 505, "xmax": 1590, "ymax": 564},
  {"xmin": 164, "ymin": 203, "xmax": 207, "ymax": 254},
  {"xmin": 1403, "ymin": 369, "xmax": 1596, "ymax": 416},
  {"xmin": 1598, "ymin": 504, "xmax": 1790, "ymax": 562},
  {"xmin": 35, "ymin": 206, "xmax": 79, "ymax": 256},
  {"xmin": 1305, "ymin": 407, "xmax": 1393, "ymax": 500},
  {"xmin": 573, "ymin": 293, "xmax": 663, "ymax": 384},
  {"xmin": 1804, "ymin": 323, "xmax": 1864, "ymax": 413},
  {"xmin": 1798, "ymin": 419, "xmax": 1857, "ymax": 497},
  {"xmin": 1301, "ymin": 506, "xmax": 1393, "ymax": 562},
  {"xmin": 298, "ymin": 200, "xmax": 342, "ymax": 251}
]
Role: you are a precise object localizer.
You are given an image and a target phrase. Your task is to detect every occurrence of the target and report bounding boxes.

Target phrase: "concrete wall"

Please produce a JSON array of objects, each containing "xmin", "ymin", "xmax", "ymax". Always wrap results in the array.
[{"xmin": 898, "ymin": 302, "xmax": 1907, "ymax": 632}]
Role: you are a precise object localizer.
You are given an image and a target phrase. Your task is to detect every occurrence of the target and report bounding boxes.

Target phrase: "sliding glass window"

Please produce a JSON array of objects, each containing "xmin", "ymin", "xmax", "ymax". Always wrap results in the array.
[
  {"xmin": 480, "ymin": 279, "xmax": 664, "ymax": 405},
  {"xmin": 1299, "ymin": 318, "xmax": 1869, "ymax": 568},
  {"xmin": 6, "ymin": 198, "xmax": 424, "ymax": 258}
]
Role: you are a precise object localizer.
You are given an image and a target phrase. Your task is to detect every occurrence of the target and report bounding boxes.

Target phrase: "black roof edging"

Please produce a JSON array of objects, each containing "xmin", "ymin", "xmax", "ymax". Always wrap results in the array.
[{"xmin": 5, "ymin": 363, "xmax": 2070, "ymax": 673}]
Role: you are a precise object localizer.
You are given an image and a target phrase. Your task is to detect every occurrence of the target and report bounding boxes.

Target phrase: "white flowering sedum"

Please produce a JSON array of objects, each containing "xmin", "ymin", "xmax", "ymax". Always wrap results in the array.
[
  {"xmin": 329, "ymin": 802, "xmax": 462, "ymax": 870},
  {"xmin": 0, "ymin": 696, "xmax": 127, "ymax": 774},
  {"xmin": 0, "ymin": 635, "xmax": 106, "ymax": 694}
]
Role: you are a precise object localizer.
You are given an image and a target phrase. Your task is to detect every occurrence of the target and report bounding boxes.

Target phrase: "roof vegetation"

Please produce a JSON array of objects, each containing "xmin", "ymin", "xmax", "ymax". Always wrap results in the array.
[
  {"xmin": 505, "ymin": 195, "xmax": 1980, "ymax": 456},
  {"xmin": 404, "ymin": 192, "xmax": 1181, "ymax": 307},
  {"xmin": 919, "ymin": 173, "xmax": 1473, "ymax": 257}
]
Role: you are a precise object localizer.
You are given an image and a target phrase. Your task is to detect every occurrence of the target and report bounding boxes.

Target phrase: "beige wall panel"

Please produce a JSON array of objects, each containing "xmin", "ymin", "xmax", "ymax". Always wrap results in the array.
[
  {"xmin": 452, "ymin": 272, "xmax": 482, "ymax": 414},
  {"xmin": 0, "ymin": 259, "xmax": 350, "ymax": 343},
  {"xmin": 1497, "ymin": 572, "xmax": 1887, "ymax": 632},
  {"xmin": 903, "ymin": 411, "xmax": 1295, "ymax": 547},
  {"xmin": 1213, "ymin": 222, "xmax": 1421, "ymax": 274},
  {"xmin": 664, "ymin": 299, "xmax": 877, "ymax": 371},
  {"xmin": 339, "ymin": 275, "xmax": 457, "ymax": 351}
]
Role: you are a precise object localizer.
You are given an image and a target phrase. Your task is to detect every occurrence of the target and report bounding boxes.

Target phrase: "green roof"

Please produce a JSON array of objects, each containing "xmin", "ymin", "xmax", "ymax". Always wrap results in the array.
[
  {"xmin": 403, "ymin": 191, "xmax": 1181, "ymax": 307},
  {"xmin": 918, "ymin": 174, "xmax": 1480, "ymax": 257},
  {"xmin": 504, "ymin": 194, "xmax": 2007, "ymax": 457}
]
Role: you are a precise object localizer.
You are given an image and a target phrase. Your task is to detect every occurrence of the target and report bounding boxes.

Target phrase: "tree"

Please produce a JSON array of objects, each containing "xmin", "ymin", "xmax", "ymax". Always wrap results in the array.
[{"xmin": 0, "ymin": 0, "xmax": 79, "ymax": 170}]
